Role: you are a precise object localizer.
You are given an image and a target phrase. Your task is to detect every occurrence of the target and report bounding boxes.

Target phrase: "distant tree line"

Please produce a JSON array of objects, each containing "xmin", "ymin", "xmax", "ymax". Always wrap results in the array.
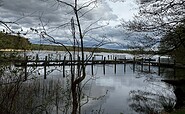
[
  {"xmin": 31, "ymin": 44, "xmax": 133, "ymax": 53},
  {"xmin": 0, "ymin": 32, "xmax": 144, "ymax": 54}
]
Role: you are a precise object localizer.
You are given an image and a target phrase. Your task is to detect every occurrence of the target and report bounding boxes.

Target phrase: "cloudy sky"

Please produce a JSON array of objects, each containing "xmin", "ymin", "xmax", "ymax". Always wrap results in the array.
[{"xmin": 0, "ymin": 0, "xmax": 139, "ymax": 49}]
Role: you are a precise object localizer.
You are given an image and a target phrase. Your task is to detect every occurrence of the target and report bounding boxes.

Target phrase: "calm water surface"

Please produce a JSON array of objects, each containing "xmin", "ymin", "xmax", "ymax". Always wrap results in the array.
[
  {"xmin": 22, "ymin": 51, "xmax": 176, "ymax": 114},
  {"xmin": 81, "ymin": 64, "xmax": 175, "ymax": 114}
]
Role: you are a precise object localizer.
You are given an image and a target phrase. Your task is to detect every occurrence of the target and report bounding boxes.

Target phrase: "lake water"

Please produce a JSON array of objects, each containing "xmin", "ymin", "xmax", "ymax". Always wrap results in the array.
[
  {"xmin": 81, "ymin": 64, "xmax": 175, "ymax": 114},
  {"xmin": 0, "ymin": 51, "xmax": 177, "ymax": 114}
]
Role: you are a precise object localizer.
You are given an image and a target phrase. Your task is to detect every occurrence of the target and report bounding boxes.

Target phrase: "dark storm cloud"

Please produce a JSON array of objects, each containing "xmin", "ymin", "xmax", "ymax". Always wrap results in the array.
[
  {"xmin": 0, "ymin": 0, "xmax": 71, "ymax": 27},
  {"xmin": 0, "ymin": 0, "xmax": 130, "ymax": 49},
  {"xmin": 0, "ymin": 0, "xmax": 117, "ymax": 24}
]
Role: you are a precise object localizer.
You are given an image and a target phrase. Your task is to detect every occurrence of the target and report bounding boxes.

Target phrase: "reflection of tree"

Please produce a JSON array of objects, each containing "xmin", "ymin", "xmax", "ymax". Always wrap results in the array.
[
  {"xmin": 80, "ymin": 77, "xmax": 110, "ymax": 113},
  {"xmin": 0, "ymin": 62, "xmax": 73, "ymax": 114},
  {"xmin": 129, "ymin": 88, "xmax": 175, "ymax": 114},
  {"xmin": 162, "ymin": 80, "xmax": 185, "ymax": 109}
]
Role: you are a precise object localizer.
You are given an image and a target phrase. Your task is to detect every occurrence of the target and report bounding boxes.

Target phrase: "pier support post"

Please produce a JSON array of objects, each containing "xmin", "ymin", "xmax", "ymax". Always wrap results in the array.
[
  {"xmin": 91, "ymin": 57, "xmax": 94, "ymax": 76},
  {"xmin": 36, "ymin": 54, "xmax": 39, "ymax": 66},
  {"xmin": 149, "ymin": 58, "xmax": 151, "ymax": 73},
  {"xmin": 133, "ymin": 57, "xmax": 135, "ymax": 72},
  {"xmin": 63, "ymin": 56, "xmax": 66, "ymax": 78},
  {"xmin": 103, "ymin": 57, "xmax": 106, "ymax": 74},
  {"xmin": 158, "ymin": 57, "xmax": 160, "ymax": 76},
  {"xmin": 44, "ymin": 56, "xmax": 47, "ymax": 79},
  {"xmin": 141, "ymin": 58, "xmax": 143, "ymax": 72},
  {"xmin": 114, "ymin": 57, "xmax": 117, "ymax": 74},
  {"xmin": 78, "ymin": 56, "xmax": 80, "ymax": 77},
  {"xmin": 124, "ymin": 57, "xmax": 126, "ymax": 73},
  {"xmin": 24, "ymin": 56, "xmax": 28, "ymax": 81}
]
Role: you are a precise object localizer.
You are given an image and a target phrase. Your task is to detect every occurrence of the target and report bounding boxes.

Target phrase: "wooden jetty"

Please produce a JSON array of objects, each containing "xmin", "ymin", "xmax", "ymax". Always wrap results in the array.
[
  {"xmin": 14, "ymin": 59, "xmax": 128, "ymax": 67},
  {"xmin": 2, "ymin": 55, "xmax": 184, "ymax": 80}
]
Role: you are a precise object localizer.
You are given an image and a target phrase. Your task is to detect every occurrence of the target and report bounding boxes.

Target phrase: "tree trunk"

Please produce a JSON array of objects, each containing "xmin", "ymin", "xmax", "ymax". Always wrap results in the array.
[{"xmin": 71, "ymin": 84, "xmax": 78, "ymax": 114}]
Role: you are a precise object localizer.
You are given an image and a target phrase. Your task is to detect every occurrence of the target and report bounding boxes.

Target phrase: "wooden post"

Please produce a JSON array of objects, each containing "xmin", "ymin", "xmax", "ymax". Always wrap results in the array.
[
  {"xmin": 149, "ymin": 58, "xmax": 151, "ymax": 73},
  {"xmin": 86, "ymin": 54, "xmax": 88, "ymax": 60},
  {"xmin": 24, "ymin": 56, "xmax": 28, "ymax": 81},
  {"xmin": 63, "ymin": 56, "xmax": 66, "ymax": 78},
  {"xmin": 114, "ymin": 57, "xmax": 117, "ymax": 74},
  {"xmin": 78, "ymin": 56, "xmax": 80, "ymax": 77},
  {"xmin": 133, "ymin": 57, "xmax": 135, "ymax": 72},
  {"xmin": 91, "ymin": 57, "xmax": 94, "ymax": 76},
  {"xmin": 44, "ymin": 56, "xmax": 47, "ymax": 79},
  {"xmin": 69, "ymin": 54, "xmax": 73, "ymax": 77},
  {"xmin": 59, "ymin": 54, "xmax": 61, "ymax": 61},
  {"xmin": 48, "ymin": 54, "xmax": 50, "ymax": 60},
  {"xmin": 141, "ymin": 58, "xmax": 143, "ymax": 72},
  {"xmin": 124, "ymin": 57, "xmax": 126, "ymax": 73},
  {"xmin": 103, "ymin": 57, "xmax": 106, "ymax": 74},
  {"xmin": 158, "ymin": 57, "xmax": 160, "ymax": 76},
  {"xmin": 36, "ymin": 54, "xmax": 39, "ymax": 66}
]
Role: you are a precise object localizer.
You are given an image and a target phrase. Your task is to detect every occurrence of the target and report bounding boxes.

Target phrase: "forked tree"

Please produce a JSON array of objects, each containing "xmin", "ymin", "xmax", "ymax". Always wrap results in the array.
[{"xmin": 37, "ymin": 0, "xmax": 108, "ymax": 114}]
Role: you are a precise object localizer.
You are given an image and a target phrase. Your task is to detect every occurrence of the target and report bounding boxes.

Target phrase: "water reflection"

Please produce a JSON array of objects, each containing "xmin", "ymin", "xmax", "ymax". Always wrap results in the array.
[
  {"xmin": 81, "ymin": 64, "xmax": 175, "ymax": 114},
  {"xmin": 0, "ymin": 51, "xmax": 180, "ymax": 114},
  {"xmin": 0, "ymin": 60, "xmax": 72, "ymax": 114}
]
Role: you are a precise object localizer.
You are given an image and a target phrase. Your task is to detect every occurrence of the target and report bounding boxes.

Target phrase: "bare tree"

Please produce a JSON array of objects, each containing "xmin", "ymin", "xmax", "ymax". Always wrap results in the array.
[
  {"xmin": 33, "ymin": 0, "xmax": 112, "ymax": 114},
  {"xmin": 120, "ymin": 0, "xmax": 185, "ymax": 54}
]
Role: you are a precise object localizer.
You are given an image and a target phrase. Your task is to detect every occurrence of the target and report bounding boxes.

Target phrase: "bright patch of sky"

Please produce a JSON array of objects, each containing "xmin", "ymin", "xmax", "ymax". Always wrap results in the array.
[{"xmin": 107, "ymin": 0, "xmax": 138, "ymax": 26}]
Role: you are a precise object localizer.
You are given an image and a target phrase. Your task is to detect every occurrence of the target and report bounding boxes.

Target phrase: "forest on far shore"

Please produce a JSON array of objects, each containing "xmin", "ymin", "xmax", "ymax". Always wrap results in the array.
[
  {"xmin": 0, "ymin": 32, "xmax": 31, "ymax": 50},
  {"xmin": 0, "ymin": 32, "xmax": 135, "ymax": 54}
]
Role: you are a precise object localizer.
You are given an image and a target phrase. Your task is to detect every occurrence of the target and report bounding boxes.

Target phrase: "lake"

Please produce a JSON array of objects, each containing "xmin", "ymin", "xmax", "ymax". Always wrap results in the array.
[{"xmin": 0, "ymin": 51, "xmax": 177, "ymax": 114}]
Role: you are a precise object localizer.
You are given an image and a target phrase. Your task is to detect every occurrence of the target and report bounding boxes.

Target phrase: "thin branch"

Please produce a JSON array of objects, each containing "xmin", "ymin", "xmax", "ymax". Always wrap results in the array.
[
  {"xmin": 56, "ymin": 0, "xmax": 74, "ymax": 9},
  {"xmin": 77, "ymin": 0, "xmax": 97, "ymax": 11}
]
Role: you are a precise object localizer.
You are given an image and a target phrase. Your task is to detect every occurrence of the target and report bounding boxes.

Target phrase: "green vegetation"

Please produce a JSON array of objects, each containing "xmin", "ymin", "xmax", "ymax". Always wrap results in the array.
[
  {"xmin": 30, "ymin": 44, "xmax": 72, "ymax": 51},
  {"xmin": 0, "ymin": 32, "xmax": 31, "ymax": 50}
]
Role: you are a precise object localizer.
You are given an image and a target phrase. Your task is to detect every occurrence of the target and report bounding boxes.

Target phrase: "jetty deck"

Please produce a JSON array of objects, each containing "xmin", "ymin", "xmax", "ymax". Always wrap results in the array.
[
  {"xmin": 2, "ymin": 56, "xmax": 184, "ymax": 80},
  {"xmin": 0, "ymin": 57, "xmax": 178, "ymax": 68}
]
